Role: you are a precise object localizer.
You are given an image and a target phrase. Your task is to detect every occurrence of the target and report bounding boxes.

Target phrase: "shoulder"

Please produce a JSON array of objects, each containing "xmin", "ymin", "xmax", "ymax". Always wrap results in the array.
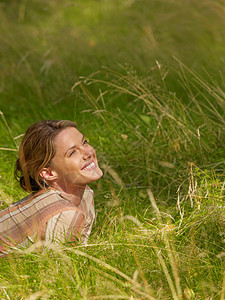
[
  {"xmin": 10, "ymin": 189, "xmax": 64, "ymax": 210},
  {"xmin": 34, "ymin": 189, "xmax": 84, "ymax": 214},
  {"xmin": 12, "ymin": 188, "xmax": 83, "ymax": 217},
  {"xmin": 10, "ymin": 189, "xmax": 60, "ymax": 207}
]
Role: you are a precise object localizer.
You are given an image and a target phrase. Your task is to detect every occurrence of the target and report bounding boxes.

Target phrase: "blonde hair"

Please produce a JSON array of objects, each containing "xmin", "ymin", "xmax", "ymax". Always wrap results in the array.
[{"xmin": 15, "ymin": 120, "xmax": 77, "ymax": 192}]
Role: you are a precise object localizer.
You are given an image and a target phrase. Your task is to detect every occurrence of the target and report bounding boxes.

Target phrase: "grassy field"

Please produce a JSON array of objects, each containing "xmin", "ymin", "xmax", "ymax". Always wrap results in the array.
[{"xmin": 0, "ymin": 0, "xmax": 225, "ymax": 299}]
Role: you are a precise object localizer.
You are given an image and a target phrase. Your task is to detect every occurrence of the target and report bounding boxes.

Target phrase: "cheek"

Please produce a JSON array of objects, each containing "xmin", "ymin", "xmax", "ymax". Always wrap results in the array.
[
  {"xmin": 58, "ymin": 158, "xmax": 80, "ymax": 172},
  {"xmin": 70, "ymin": 156, "xmax": 83, "ymax": 169}
]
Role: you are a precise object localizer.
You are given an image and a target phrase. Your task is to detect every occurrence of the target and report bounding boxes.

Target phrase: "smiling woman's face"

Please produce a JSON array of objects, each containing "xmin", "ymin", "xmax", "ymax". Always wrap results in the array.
[{"xmin": 49, "ymin": 127, "xmax": 103, "ymax": 189}]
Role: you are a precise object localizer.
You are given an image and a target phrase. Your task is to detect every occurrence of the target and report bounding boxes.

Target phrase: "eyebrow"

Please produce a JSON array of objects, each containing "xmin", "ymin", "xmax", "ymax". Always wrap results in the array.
[{"xmin": 64, "ymin": 135, "xmax": 84, "ymax": 156}]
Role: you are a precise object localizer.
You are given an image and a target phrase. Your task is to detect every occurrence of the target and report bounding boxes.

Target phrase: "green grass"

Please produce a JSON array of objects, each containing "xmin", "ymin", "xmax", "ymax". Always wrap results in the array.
[
  {"xmin": 0, "ymin": 0, "xmax": 225, "ymax": 298},
  {"xmin": 0, "ymin": 169, "xmax": 224, "ymax": 299}
]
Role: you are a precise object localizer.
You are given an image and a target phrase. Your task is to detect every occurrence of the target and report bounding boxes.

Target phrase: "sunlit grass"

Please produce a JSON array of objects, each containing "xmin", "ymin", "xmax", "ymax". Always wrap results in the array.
[
  {"xmin": 0, "ymin": 168, "xmax": 224, "ymax": 299},
  {"xmin": 0, "ymin": 0, "xmax": 225, "ymax": 298},
  {"xmin": 1, "ymin": 67, "xmax": 225, "ymax": 298}
]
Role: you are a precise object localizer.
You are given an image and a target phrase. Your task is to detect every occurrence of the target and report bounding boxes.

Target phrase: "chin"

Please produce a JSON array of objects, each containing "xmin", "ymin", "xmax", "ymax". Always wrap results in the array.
[
  {"xmin": 88, "ymin": 168, "xmax": 103, "ymax": 183},
  {"xmin": 97, "ymin": 167, "xmax": 103, "ymax": 178}
]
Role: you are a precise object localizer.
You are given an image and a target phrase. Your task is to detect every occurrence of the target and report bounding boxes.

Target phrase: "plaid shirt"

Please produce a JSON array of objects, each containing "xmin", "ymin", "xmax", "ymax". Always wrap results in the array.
[{"xmin": 0, "ymin": 186, "xmax": 95, "ymax": 254}]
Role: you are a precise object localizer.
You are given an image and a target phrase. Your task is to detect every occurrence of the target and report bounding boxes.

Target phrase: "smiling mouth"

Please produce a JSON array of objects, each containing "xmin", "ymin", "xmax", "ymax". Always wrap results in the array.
[{"xmin": 81, "ymin": 161, "xmax": 96, "ymax": 171}]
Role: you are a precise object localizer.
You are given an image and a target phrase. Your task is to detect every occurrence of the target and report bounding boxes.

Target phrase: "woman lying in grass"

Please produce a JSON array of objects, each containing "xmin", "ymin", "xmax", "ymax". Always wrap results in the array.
[{"xmin": 0, "ymin": 120, "xmax": 102, "ymax": 255}]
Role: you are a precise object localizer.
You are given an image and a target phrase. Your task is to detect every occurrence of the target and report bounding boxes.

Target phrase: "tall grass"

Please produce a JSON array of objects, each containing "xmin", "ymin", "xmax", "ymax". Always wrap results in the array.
[
  {"xmin": 72, "ymin": 63, "xmax": 224, "ymax": 196},
  {"xmin": 1, "ymin": 66, "xmax": 225, "ymax": 298},
  {"xmin": 0, "ymin": 0, "xmax": 225, "ymax": 117},
  {"xmin": 0, "ymin": 0, "xmax": 225, "ymax": 298},
  {"xmin": 0, "ymin": 166, "xmax": 224, "ymax": 299}
]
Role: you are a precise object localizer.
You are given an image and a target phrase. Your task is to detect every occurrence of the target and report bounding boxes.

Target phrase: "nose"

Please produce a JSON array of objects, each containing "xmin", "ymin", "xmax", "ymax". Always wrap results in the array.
[{"xmin": 82, "ymin": 145, "xmax": 94, "ymax": 160}]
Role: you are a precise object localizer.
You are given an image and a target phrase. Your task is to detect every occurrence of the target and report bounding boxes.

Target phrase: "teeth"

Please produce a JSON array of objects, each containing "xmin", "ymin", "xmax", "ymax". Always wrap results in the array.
[{"xmin": 83, "ymin": 162, "xmax": 95, "ymax": 171}]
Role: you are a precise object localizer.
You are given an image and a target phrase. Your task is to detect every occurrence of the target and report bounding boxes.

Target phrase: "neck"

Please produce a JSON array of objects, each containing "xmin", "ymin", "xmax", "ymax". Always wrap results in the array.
[{"xmin": 50, "ymin": 182, "xmax": 86, "ymax": 206}]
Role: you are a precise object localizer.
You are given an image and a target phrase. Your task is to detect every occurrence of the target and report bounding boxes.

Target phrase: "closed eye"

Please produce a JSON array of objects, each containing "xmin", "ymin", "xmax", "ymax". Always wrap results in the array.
[
  {"xmin": 69, "ymin": 149, "xmax": 76, "ymax": 157},
  {"xmin": 83, "ymin": 139, "xmax": 88, "ymax": 145}
]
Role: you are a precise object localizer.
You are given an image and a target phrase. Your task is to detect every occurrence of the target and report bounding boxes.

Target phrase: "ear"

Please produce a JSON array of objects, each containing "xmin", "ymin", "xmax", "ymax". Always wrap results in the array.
[{"xmin": 39, "ymin": 167, "xmax": 58, "ymax": 182}]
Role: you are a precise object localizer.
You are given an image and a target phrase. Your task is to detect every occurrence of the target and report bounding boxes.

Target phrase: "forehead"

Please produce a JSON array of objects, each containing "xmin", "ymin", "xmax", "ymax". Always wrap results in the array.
[{"xmin": 54, "ymin": 127, "xmax": 83, "ymax": 151}]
